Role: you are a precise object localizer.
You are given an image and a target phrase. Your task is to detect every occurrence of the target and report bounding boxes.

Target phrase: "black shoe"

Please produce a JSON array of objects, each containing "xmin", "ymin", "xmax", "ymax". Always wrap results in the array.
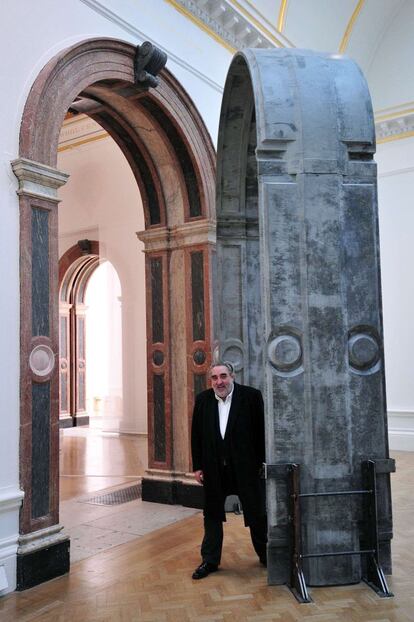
[{"xmin": 192, "ymin": 561, "xmax": 219, "ymax": 580}]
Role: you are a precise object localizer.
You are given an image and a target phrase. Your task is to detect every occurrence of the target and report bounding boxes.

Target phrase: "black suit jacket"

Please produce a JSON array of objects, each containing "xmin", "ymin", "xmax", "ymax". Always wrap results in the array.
[{"xmin": 191, "ymin": 382, "xmax": 266, "ymax": 524}]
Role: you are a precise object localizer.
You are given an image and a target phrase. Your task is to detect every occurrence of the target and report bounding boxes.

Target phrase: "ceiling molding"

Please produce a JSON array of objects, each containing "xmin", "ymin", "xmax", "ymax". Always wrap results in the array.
[
  {"xmin": 166, "ymin": 0, "xmax": 292, "ymax": 50},
  {"xmin": 277, "ymin": 0, "xmax": 288, "ymax": 33},
  {"xmin": 339, "ymin": 0, "xmax": 365, "ymax": 53},
  {"xmin": 376, "ymin": 109, "xmax": 414, "ymax": 144},
  {"xmin": 228, "ymin": 0, "xmax": 293, "ymax": 45}
]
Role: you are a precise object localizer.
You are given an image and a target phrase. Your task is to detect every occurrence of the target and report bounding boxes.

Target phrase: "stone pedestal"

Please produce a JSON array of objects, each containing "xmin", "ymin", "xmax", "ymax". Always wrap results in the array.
[
  {"xmin": 216, "ymin": 49, "xmax": 393, "ymax": 586},
  {"xmin": 17, "ymin": 525, "xmax": 69, "ymax": 590}
]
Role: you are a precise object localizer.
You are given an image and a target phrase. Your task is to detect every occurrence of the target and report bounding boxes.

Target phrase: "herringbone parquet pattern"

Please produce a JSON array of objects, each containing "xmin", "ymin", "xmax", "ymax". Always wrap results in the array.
[{"xmin": 1, "ymin": 450, "xmax": 413, "ymax": 622}]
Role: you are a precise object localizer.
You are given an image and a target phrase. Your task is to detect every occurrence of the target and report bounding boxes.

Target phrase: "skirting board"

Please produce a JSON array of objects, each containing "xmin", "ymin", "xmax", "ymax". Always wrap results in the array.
[
  {"xmin": 388, "ymin": 411, "xmax": 414, "ymax": 451},
  {"xmin": 0, "ymin": 488, "xmax": 24, "ymax": 594},
  {"xmin": 0, "ymin": 551, "xmax": 17, "ymax": 596}
]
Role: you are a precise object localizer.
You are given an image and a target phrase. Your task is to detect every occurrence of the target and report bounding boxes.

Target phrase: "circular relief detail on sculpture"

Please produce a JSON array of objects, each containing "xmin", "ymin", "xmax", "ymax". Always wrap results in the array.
[
  {"xmin": 268, "ymin": 334, "xmax": 302, "ymax": 372},
  {"xmin": 153, "ymin": 350, "xmax": 164, "ymax": 366},
  {"xmin": 60, "ymin": 361, "xmax": 67, "ymax": 371},
  {"xmin": 193, "ymin": 349, "xmax": 206, "ymax": 365},
  {"xmin": 78, "ymin": 361, "xmax": 85, "ymax": 370},
  {"xmin": 348, "ymin": 333, "xmax": 380, "ymax": 371},
  {"xmin": 221, "ymin": 345, "xmax": 243, "ymax": 372},
  {"xmin": 29, "ymin": 345, "xmax": 55, "ymax": 377}
]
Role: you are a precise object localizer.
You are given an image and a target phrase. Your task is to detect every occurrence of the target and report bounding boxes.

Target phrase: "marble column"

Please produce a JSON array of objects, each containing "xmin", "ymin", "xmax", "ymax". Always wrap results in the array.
[
  {"xmin": 137, "ymin": 220, "xmax": 215, "ymax": 507},
  {"xmin": 11, "ymin": 158, "xmax": 70, "ymax": 589}
]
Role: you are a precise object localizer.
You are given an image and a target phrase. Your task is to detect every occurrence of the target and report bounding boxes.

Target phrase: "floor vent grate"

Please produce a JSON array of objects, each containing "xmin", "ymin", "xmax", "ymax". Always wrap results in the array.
[{"xmin": 80, "ymin": 483, "xmax": 142, "ymax": 506}]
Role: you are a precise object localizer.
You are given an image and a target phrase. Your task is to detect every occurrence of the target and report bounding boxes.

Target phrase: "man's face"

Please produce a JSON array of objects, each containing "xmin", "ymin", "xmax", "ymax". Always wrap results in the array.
[{"xmin": 210, "ymin": 365, "xmax": 234, "ymax": 399}]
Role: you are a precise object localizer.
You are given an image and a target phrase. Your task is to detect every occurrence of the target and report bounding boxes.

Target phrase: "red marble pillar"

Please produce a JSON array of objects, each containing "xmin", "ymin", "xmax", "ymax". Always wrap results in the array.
[
  {"xmin": 11, "ymin": 158, "xmax": 70, "ymax": 590},
  {"xmin": 138, "ymin": 221, "xmax": 215, "ymax": 507}
]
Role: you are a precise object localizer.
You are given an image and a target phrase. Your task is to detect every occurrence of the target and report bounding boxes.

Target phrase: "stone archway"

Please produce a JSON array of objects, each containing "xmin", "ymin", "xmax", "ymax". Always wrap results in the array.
[
  {"xmin": 12, "ymin": 38, "xmax": 216, "ymax": 589},
  {"xmin": 59, "ymin": 241, "xmax": 101, "ymax": 428}
]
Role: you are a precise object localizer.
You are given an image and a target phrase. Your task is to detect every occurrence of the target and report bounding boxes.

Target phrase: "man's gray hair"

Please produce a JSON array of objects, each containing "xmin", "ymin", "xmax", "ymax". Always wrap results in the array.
[{"xmin": 209, "ymin": 360, "xmax": 234, "ymax": 374}]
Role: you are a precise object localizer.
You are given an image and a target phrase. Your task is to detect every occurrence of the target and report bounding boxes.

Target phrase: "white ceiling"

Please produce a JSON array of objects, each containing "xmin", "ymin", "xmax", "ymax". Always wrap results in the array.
[{"xmin": 233, "ymin": 0, "xmax": 412, "ymax": 114}]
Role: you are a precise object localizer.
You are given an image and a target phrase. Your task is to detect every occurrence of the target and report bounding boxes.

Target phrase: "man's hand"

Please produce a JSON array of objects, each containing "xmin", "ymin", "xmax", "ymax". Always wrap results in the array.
[{"xmin": 194, "ymin": 470, "xmax": 204, "ymax": 485}]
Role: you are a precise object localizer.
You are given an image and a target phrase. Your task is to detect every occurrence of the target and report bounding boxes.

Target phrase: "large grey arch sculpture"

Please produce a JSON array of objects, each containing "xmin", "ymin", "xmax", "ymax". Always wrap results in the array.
[{"xmin": 216, "ymin": 49, "xmax": 394, "ymax": 591}]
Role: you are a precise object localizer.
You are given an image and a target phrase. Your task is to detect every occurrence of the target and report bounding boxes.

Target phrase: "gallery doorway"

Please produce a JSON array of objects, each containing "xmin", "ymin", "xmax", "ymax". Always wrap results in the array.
[{"xmin": 13, "ymin": 37, "xmax": 216, "ymax": 587}]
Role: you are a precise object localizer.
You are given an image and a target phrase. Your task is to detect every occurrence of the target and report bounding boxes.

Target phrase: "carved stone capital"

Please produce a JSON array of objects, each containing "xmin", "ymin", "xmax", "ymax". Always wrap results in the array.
[
  {"xmin": 136, "ymin": 220, "xmax": 216, "ymax": 252},
  {"xmin": 11, "ymin": 158, "xmax": 69, "ymax": 202}
]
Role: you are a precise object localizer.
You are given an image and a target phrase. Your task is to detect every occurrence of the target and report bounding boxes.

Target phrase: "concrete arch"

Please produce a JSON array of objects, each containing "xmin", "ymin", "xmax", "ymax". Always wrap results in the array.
[{"xmin": 216, "ymin": 48, "xmax": 393, "ymax": 591}]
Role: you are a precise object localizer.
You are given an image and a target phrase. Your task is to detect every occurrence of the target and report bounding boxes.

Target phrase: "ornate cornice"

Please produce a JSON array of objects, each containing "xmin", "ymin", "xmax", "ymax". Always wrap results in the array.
[
  {"xmin": 11, "ymin": 158, "xmax": 69, "ymax": 202},
  {"xmin": 375, "ymin": 108, "xmax": 414, "ymax": 144},
  {"xmin": 137, "ymin": 220, "xmax": 216, "ymax": 252},
  {"xmin": 166, "ymin": 0, "xmax": 292, "ymax": 50}
]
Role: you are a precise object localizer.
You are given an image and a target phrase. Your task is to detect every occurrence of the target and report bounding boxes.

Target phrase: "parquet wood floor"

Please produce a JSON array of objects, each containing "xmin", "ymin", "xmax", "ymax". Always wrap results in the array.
[
  {"xmin": 59, "ymin": 428, "xmax": 148, "ymax": 502},
  {"xmin": 1, "ymin": 451, "xmax": 413, "ymax": 621}
]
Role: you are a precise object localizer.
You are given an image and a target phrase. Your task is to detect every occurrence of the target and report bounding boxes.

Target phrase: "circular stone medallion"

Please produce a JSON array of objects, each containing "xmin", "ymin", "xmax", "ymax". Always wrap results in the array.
[
  {"xmin": 221, "ymin": 345, "xmax": 243, "ymax": 372},
  {"xmin": 348, "ymin": 333, "xmax": 380, "ymax": 371},
  {"xmin": 268, "ymin": 333, "xmax": 302, "ymax": 373},
  {"xmin": 153, "ymin": 350, "xmax": 164, "ymax": 366},
  {"xmin": 193, "ymin": 349, "xmax": 206, "ymax": 365},
  {"xmin": 29, "ymin": 345, "xmax": 55, "ymax": 377}
]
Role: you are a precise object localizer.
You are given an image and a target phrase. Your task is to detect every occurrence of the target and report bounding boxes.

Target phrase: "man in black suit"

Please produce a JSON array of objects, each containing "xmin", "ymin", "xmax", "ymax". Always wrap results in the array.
[{"xmin": 191, "ymin": 361, "xmax": 267, "ymax": 580}]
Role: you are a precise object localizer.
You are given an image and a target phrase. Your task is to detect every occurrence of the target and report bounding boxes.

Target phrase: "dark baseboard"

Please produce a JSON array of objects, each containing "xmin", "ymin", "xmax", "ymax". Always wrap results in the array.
[
  {"xmin": 141, "ymin": 477, "xmax": 204, "ymax": 509},
  {"xmin": 17, "ymin": 537, "xmax": 70, "ymax": 590},
  {"xmin": 73, "ymin": 414, "xmax": 90, "ymax": 427},
  {"xmin": 59, "ymin": 414, "xmax": 90, "ymax": 429}
]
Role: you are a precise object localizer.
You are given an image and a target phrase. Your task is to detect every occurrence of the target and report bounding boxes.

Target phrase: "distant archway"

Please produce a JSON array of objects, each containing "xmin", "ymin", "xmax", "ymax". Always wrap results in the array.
[{"xmin": 59, "ymin": 241, "xmax": 101, "ymax": 428}]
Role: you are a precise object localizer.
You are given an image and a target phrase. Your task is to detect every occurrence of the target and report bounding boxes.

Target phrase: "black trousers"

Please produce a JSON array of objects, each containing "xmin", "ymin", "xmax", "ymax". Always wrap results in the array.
[{"xmin": 201, "ymin": 466, "xmax": 267, "ymax": 566}]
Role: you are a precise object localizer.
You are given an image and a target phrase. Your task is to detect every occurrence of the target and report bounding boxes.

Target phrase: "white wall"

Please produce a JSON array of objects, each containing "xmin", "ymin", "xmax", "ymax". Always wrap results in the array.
[
  {"xmin": 85, "ymin": 262, "xmax": 124, "ymax": 432},
  {"xmin": 58, "ymin": 124, "xmax": 148, "ymax": 435},
  {"xmin": 377, "ymin": 136, "xmax": 414, "ymax": 450}
]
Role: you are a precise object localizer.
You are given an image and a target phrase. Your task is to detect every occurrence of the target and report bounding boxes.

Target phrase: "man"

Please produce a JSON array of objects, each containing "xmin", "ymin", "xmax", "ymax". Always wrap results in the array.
[{"xmin": 191, "ymin": 361, "xmax": 267, "ymax": 580}]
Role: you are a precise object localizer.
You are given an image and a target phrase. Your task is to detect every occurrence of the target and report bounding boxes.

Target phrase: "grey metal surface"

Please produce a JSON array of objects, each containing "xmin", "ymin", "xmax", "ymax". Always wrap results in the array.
[{"xmin": 215, "ymin": 48, "xmax": 393, "ymax": 586}]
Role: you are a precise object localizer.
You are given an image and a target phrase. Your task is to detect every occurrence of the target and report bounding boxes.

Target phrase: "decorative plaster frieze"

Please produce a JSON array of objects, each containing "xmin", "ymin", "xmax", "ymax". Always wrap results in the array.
[
  {"xmin": 170, "ymin": 0, "xmax": 289, "ymax": 50},
  {"xmin": 17, "ymin": 524, "xmax": 67, "ymax": 555},
  {"xmin": 137, "ymin": 220, "xmax": 216, "ymax": 251},
  {"xmin": 59, "ymin": 116, "xmax": 106, "ymax": 148},
  {"xmin": 11, "ymin": 158, "xmax": 69, "ymax": 202},
  {"xmin": 375, "ymin": 110, "xmax": 414, "ymax": 142}
]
